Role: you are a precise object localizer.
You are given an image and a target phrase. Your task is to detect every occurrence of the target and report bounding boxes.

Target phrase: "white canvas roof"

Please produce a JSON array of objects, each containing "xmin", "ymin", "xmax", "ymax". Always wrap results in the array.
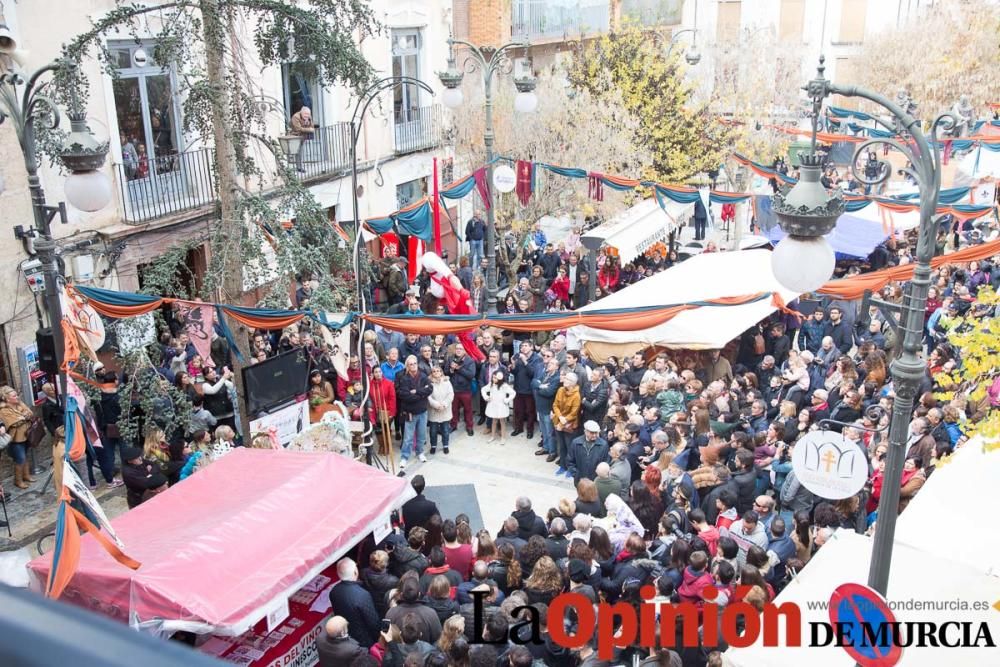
[
  {"xmin": 570, "ymin": 248, "xmax": 801, "ymax": 352},
  {"xmin": 581, "ymin": 198, "xmax": 693, "ymax": 265},
  {"xmin": 894, "ymin": 440, "xmax": 1000, "ymax": 574},
  {"xmin": 955, "ymin": 146, "xmax": 1000, "ymax": 183}
]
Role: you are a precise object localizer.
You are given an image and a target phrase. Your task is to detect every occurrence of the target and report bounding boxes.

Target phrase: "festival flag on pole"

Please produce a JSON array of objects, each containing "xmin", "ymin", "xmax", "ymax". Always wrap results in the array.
[{"xmin": 46, "ymin": 395, "xmax": 140, "ymax": 599}]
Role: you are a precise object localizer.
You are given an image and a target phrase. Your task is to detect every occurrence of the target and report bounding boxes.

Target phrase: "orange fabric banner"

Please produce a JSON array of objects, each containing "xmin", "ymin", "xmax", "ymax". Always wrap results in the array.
[
  {"xmin": 816, "ymin": 238, "xmax": 1000, "ymax": 300},
  {"xmin": 45, "ymin": 501, "xmax": 81, "ymax": 599}
]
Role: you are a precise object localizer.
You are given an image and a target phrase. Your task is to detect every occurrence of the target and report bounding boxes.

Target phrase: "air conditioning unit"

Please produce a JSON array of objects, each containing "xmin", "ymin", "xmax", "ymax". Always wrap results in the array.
[{"xmin": 71, "ymin": 254, "xmax": 95, "ymax": 282}]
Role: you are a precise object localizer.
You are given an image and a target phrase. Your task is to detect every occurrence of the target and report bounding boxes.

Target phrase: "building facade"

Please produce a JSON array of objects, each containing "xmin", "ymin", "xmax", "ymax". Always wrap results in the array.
[{"xmin": 0, "ymin": 0, "xmax": 455, "ymax": 397}]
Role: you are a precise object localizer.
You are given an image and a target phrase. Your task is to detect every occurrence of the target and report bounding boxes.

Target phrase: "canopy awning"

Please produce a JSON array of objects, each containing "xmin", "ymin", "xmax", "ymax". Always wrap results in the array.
[
  {"xmin": 28, "ymin": 449, "xmax": 413, "ymax": 637},
  {"xmin": 570, "ymin": 249, "xmax": 801, "ymax": 358},
  {"xmin": 582, "ymin": 198, "xmax": 693, "ymax": 265},
  {"xmin": 766, "ymin": 210, "xmax": 891, "ymax": 258}
]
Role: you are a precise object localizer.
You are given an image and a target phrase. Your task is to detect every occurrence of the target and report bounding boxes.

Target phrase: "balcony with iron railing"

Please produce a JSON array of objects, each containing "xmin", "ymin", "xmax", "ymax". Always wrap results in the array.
[
  {"xmin": 115, "ymin": 147, "xmax": 217, "ymax": 223},
  {"xmin": 511, "ymin": 0, "xmax": 611, "ymax": 41},
  {"xmin": 393, "ymin": 104, "xmax": 443, "ymax": 155},
  {"xmin": 115, "ymin": 122, "xmax": 355, "ymax": 223},
  {"xmin": 620, "ymin": 0, "xmax": 684, "ymax": 28}
]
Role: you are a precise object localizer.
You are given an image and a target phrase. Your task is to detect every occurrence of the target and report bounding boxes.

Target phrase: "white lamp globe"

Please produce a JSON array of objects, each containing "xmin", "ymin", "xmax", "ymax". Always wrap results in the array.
[
  {"xmin": 514, "ymin": 91, "xmax": 538, "ymax": 114},
  {"xmin": 64, "ymin": 170, "xmax": 113, "ymax": 212},
  {"xmin": 771, "ymin": 235, "xmax": 835, "ymax": 293},
  {"xmin": 442, "ymin": 87, "xmax": 464, "ymax": 109}
]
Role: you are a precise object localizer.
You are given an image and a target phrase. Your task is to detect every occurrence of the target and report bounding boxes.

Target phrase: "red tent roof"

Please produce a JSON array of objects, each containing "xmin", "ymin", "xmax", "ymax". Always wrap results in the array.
[{"xmin": 29, "ymin": 449, "xmax": 411, "ymax": 635}]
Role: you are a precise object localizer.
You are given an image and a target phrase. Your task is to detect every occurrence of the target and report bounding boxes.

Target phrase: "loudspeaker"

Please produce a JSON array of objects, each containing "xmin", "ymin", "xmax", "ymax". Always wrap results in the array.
[
  {"xmin": 36, "ymin": 328, "xmax": 58, "ymax": 375},
  {"xmin": 242, "ymin": 349, "xmax": 310, "ymax": 416}
]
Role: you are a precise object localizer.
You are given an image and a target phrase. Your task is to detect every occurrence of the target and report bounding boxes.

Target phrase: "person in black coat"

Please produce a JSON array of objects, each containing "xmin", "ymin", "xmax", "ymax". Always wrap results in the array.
[
  {"xmin": 767, "ymin": 323, "xmax": 791, "ymax": 367},
  {"xmin": 40, "ymin": 384, "xmax": 63, "ymax": 435},
  {"xmin": 402, "ymin": 475, "xmax": 439, "ymax": 530},
  {"xmin": 328, "ymin": 558, "xmax": 381, "ymax": 649},
  {"xmin": 508, "ymin": 497, "xmax": 547, "ymax": 540},
  {"xmin": 579, "ymin": 368, "xmax": 610, "ymax": 425},
  {"xmin": 731, "ymin": 450, "xmax": 758, "ymax": 515},
  {"xmin": 316, "ymin": 616, "xmax": 365, "ymax": 667},
  {"xmin": 701, "ymin": 478, "xmax": 739, "ymax": 525},
  {"xmin": 389, "ymin": 529, "xmax": 430, "ymax": 578},
  {"xmin": 599, "ymin": 534, "xmax": 651, "ymax": 603},
  {"xmin": 566, "ymin": 423, "xmax": 610, "ymax": 485},
  {"xmin": 361, "ymin": 550, "xmax": 399, "ymax": 619},
  {"xmin": 544, "ymin": 518, "xmax": 571, "ymax": 561},
  {"xmin": 121, "ymin": 447, "xmax": 167, "ymax": 509}
]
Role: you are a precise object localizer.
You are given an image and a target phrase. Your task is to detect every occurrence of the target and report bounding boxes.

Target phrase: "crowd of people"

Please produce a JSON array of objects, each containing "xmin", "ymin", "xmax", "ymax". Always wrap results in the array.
[
  {"xmin": 2, "ymin": 196, "xmax": 996, "ymax": 665},
  {"xmin": 304, "ymin": 220, "xmax": 998, "ymax": 666}
]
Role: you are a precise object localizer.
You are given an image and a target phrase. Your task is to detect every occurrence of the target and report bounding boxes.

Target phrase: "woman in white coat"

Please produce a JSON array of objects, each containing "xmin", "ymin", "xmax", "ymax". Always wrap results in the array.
[
  {"xmin": 428, "ymin": 365, "xmax": 455, "ymax": 454},
  {"xmin": 481, "ymin": 370, "xmax": 515, "ymax": 445}
]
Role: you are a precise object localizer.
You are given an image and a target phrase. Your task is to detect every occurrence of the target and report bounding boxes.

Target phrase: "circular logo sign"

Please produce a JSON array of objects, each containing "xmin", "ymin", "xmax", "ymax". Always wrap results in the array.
[
  {"xmin": 492, "ymin": 164, "xmax": 517, "ymax": 193},
  {"xmin": 790, "ymin": 430, "xmax": 868, "ymax": 500},
  {"xmin": 828, "ymin": 583, "xmax": 903, "ymax": 667}
]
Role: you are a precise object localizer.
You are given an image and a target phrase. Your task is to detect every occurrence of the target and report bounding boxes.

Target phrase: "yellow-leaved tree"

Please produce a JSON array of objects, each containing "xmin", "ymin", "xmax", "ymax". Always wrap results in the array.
[
  {"xmin": 933, "ymin": 287, "xmax": 1000, "ymax": 446},
  {"xmin": 566, "ymin": 23, "xmax": 736, "ymax": 184}
]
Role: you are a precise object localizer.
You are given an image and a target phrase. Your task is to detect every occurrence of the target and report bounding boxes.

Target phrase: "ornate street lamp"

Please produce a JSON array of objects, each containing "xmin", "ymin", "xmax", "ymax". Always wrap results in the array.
[
  {"xmin": 1, "ymin": 59, "xmax": 111, "ymax": 407},
  {"xmin": 771, "ymin": 56, "xmax": 954, "ymax": 596},
  {"xmin": 437, "ymin": 38, "xmax": 536, "ymax": 312}
]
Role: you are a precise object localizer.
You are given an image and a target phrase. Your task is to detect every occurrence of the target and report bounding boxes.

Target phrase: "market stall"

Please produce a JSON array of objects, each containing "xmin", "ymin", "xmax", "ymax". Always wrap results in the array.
[
  {"xmin": 569, "ymin": 249, "xmax": 801, "ymax": 361},
  {"xmin": 581, "ymin": 198, "xmax": 693, "ymax": 265},
  {"xmin": 27, "ymin": 448, "xmax": 412, "ymax": 649}
]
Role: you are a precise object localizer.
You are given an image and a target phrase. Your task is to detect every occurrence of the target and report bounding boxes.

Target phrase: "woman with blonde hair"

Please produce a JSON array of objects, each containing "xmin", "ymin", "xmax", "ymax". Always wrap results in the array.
[
  {"xmin": 0, "ymin": 385, "xmax": 37, "ymax": 489},
  {"xmin": 437, "ymin": 614, "xmax": 466, "ymax": 654},
  {"xmin": 212, "ymin": 425, "xmax": 237, "ymax": 460},
  {"xmin": 522, "ymin": 555, "xmax": 564, "ymax": 605}
]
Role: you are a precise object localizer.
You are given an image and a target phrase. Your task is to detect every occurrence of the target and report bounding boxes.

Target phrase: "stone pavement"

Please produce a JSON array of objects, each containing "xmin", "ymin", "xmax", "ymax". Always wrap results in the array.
[{"xmin": 384, "ymin": 426, "xmax": 577, "ymax": 534}]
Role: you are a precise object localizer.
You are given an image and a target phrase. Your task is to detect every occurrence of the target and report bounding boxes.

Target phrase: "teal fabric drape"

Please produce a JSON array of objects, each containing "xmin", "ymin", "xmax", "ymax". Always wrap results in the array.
[{"xmin": 394, "ymin": 200, "xmax": 433, "ymax": 241}]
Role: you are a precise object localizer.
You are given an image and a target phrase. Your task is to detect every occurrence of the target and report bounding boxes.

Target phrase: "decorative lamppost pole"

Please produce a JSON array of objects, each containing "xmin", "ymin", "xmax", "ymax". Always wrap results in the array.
[
  {"xmin": 437, "ymin": 39, "xmax": 537, "ymax": 312},
  {"xmin": 349, "ymin": 76, "xmax": 434, "ymax": 468},
  {"xmin": 665, "ymin": 28, "xmax": 701, "ymax": 65},
  {"xmin": 1, "ymin": 59, "xmax": 112, "ymax": 405},
  {"xmin": 770, "ymin": 56, "xmax": 953, "ymax": 595}
]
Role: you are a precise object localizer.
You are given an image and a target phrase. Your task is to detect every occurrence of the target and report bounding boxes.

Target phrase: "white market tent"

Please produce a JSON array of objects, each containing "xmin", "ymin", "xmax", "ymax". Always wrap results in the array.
[
  {"xmin": 955, "ymin": 146, "xmax": 1000, "ymax": 184},
  {"xmin": 582, "ymin": 198, "xmax": 693, "ymax": 265},
  {"xmin": 569, "ymin": 248, "xmax": 801, "ymax": 361},
  {"xmin": 725, "ymin": 440, "xmax": 1000, "ymax": 667},
  {"xmin": 894, "ymin": 439, "xmax": 1000, "ymax": 574}
]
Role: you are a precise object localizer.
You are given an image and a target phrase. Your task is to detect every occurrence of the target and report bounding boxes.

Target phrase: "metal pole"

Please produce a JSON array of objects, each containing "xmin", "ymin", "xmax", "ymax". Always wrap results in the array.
[
  {"xmin": 349, "ymin": 118, "xmax": 374, "ymax": 466},
  {"xmin": 483, "ymin": 80, "xmax": 498, "ymax": 312},
  {"xmin": 349, "ymin": 76, "xmax": 434, "ymax": 469},
  {"xmin": 3, "ymin": 67, "xmax": 68, "ymax": 408},
  {"xmin": 819, "ymin": 76, "xmax": 943, "ymax": 596}
]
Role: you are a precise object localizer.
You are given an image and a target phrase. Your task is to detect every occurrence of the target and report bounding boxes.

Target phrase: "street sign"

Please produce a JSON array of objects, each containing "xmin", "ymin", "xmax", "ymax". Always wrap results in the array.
[
  {"xmin": 791, "ymin": 430, "xmax": 868, "ymax": 500},
  {"xmin": 828, "ymin": 583, "xmax": 903, "ymax": 667}
]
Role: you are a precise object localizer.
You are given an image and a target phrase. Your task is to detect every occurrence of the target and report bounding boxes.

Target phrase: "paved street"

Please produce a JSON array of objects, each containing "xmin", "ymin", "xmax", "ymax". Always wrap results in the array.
[{"xmin": 389, "ymin": 427, "xmax": 577, "ymax": 533}]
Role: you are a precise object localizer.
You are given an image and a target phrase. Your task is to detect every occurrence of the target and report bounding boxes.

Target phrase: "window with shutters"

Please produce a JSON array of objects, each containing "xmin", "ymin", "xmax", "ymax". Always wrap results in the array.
[
  {"xmin": 779, "ymin": 0, "xmax": 805, "ymax": 42},
  {"xmin": 838, "ymin": 0, "xmax": 867, "ymax": 44},
  {"xmin": 716, "ymin": 1, "xmax": 742, "ymax": 43}
]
